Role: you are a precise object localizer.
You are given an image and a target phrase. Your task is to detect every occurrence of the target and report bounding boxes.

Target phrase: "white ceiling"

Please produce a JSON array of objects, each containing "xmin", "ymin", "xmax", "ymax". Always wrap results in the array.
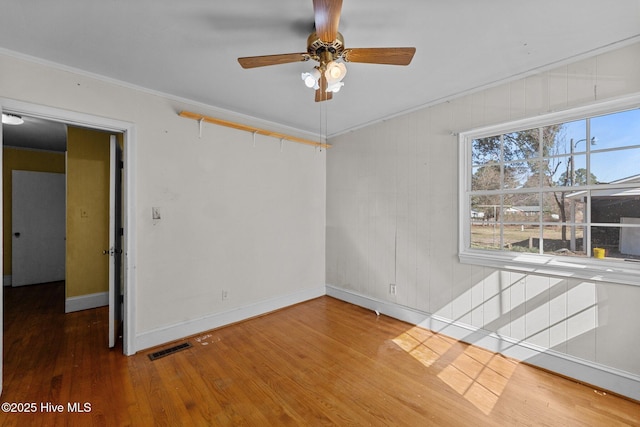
[{"xmin": 1, "ymin": 0, "xmax": 639, "ymax": 141}]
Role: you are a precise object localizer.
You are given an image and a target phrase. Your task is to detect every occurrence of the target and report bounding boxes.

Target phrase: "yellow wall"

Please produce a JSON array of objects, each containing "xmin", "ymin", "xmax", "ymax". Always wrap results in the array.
[
  {"xmin": 66, "ymin": 127, "xmax": 110, "ymax": 298},
  {"xmin": 2, "ymin": 147, "xmax": 66, "ymax": 275}
]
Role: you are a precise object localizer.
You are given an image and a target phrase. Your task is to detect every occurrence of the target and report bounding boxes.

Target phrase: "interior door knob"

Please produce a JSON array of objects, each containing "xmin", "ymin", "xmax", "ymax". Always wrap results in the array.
[{"xmin": 14, "ymin": 232, "xmax": 20, "ymax": 238}]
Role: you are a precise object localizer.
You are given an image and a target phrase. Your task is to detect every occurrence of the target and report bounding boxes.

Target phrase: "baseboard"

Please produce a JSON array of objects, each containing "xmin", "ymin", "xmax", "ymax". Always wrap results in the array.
[
  {"xmin": 134, "ymin": 286, "xmax": 326, "ymax": 353},
  {"xmin": 3, "ymin": 275, "xmax": 11, "ymax": 287},
  {"xmin": 326, "ymin": 284, "xmax": 640, "ymax": 402},
  {"xmin": 65, "ymin": 291, "xmax": 109, "ymax": 313}
]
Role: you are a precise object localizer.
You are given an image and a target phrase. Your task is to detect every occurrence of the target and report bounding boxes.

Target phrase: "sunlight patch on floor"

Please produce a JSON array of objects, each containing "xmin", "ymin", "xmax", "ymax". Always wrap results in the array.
[
  {"xmin": 391, "ymin": 326, "xmax": 453, "ymax": 368},
  {"xmin": 437, "ymin": 347, "xmax": 517, "ymax": 415},
  {"xmin": 392, "ymin": 325, "xmax": 518, "ymax": 415}
]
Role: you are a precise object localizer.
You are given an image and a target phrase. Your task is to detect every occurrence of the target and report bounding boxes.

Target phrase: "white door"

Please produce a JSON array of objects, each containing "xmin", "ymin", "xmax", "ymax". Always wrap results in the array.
[
  {"xmin": 107, "ymin": 136, "xmax": 123, "ymax": 348},
  {"xmin": 12, "ymin": 170, "xmax": 66, "ymax": 286}
]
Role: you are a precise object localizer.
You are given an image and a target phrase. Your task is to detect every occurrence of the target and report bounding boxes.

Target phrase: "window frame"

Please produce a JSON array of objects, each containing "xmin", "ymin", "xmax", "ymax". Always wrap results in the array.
[{"xmin": 458, "ymin": 94, "xmax": 640, "ymax": 286}]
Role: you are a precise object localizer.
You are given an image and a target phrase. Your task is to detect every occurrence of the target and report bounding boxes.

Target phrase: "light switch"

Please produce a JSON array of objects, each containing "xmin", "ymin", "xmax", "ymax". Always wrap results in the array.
[{"xmin": 152, "ymin": 207, "xmax": 161, "ymax": 220}]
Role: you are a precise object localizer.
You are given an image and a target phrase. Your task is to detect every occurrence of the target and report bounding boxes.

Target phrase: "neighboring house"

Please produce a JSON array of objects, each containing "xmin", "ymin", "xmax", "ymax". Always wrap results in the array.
[
  {"xmin": 507, "ymin": 206, "xmax": 540, "ymax": 216},
  {"xmin": 567, "ymin": 174, "xmax": 640, "ymax": 255}
]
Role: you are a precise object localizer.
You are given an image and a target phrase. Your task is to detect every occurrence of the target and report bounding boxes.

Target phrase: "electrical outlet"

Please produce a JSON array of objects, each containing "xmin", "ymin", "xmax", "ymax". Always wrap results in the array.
[
  {"xmin": 389, "ymin": 284, "xmax": 397, "ymax": 295},
  {"xmin": 222, "ymin": 290, "xmax": 228, "ymax": 301}
]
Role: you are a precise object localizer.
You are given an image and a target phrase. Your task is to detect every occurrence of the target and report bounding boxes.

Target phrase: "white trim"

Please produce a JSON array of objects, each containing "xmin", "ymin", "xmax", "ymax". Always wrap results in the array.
[
  {"xmin": 326, "ymin": 284, "xmax": 640, "ymax": 401},
  {"xmin": 459, "ymin": 251, "xmax": 640, "ymax": 286},
  {"xmin": 458, "ymin": 93, "xmax": 640, "ymax": 287},
  {"xmin": 0, "ymin": 98, "xmax": 134, "ymax": 132},
  {"xmin": 122, "ymin": 126, "xmax": 136, "ymax": 356},
  {"xmin": 459, "ymin": 93, "xmax": 640, "ymax": 140},
  {"xmin": 65, "ymin": 291, "xmax": 109, "ymax": 313},
  {"xmin": 0, "ymin": 98, "xmax": 137, "ymax": 355},
  {"xmin": 134, "ymin": 286, "xmax": 326, "ymax": 353}
]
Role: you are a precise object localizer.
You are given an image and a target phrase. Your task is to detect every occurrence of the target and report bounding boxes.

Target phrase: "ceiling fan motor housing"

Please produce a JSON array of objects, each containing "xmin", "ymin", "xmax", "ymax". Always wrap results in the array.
[{"xmin": 307, "ymin": 32, "xmax": 345, "ymax": 64}]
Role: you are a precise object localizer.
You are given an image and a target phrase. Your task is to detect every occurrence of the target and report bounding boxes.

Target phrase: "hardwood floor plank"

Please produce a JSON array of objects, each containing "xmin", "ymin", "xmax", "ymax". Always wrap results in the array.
[{"xmin": 2, "ymin": 284, "xmax": 639, "ymax": 426}]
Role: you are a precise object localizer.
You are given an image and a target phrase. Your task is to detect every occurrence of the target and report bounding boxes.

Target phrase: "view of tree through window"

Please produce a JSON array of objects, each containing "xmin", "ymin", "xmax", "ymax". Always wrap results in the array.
[{"xmin": 467, "ymin": 108, "xmax": 640, "ymax": 260}]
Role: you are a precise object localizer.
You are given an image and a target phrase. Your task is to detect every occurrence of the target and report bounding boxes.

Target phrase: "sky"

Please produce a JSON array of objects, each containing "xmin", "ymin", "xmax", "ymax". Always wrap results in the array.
[
  {"xmin": 471, "ymin": 107, "xmax": 640, "ymax": 189},
  {"xmin": 562, "ymin": 108, "xmax": 640, "ymax": 184}
]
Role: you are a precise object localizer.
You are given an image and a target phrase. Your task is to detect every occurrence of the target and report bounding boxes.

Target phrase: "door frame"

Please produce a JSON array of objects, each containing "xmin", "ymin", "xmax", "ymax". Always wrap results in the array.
[{"xmin": 1, "ymin": 98, "xmax": 137, "ymax": 357}]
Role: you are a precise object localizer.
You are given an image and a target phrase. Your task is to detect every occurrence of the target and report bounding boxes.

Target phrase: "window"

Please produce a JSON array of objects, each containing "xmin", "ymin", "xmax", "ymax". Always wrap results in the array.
[{"xmin": 459, "ymin": 95, "xmax": 640, "ymax": 285}]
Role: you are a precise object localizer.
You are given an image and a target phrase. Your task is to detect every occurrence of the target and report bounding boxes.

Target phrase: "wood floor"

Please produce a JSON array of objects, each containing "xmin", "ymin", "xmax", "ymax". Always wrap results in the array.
[{"xmin": 2, "ymin": 282, "xmax": 639, "ymax": 426}]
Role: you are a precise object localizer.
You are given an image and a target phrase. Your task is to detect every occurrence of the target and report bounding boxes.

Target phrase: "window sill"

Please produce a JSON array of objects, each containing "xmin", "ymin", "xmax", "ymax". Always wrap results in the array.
[{"xmin": 459, "ymin": 250, "xmax": 640, "ymax": 286}]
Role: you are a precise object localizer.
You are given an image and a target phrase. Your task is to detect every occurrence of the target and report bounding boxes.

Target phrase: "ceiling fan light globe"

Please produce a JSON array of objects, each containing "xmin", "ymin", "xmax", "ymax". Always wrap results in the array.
[
  {"xmin": 302, "ymin": 69, "xmax": 321, "ymax": 89},
  {"xmin": 302, "ymin": 73, "xmax": 316, "ymax": 88},
  {"xmin": 327, "ymin": 65, "xmax": 341, "ymax": 80},
  {"xmin": 325, "ymin": 61, "xmax": 347, "ymax": 84},
  {"xmin": 327, "ymin": 81, "xmax": 344, "ymax": 93}
]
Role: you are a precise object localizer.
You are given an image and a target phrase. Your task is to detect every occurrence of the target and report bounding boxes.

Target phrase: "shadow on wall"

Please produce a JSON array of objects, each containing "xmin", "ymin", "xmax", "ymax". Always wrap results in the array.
[
  {"xmin": 326, "ymin": 219, "xmax": 640, "ymax": 404},
  {"xmin": 392, "ymin": 273, "xmax": 600, "ymax": 415},
  {"xmin": 327, "ymin": 224, "xmax": 599, "ymax": 356}
]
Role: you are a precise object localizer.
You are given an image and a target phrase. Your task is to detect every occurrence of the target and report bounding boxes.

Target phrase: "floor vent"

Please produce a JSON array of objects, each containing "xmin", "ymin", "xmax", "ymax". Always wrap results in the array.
[{"xmin": 148, "ymin": 342, "xmax": 192, "ymax": 361}]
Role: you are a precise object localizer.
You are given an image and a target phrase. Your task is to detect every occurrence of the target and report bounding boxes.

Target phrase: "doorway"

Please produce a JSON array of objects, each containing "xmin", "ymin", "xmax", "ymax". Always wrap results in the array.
[
  {"xmin": 1, "ymin": 99, "xmax": 135, "ymax": 395},
  {"xmin": 3, "ymin": 119, "xmax": 123, "ymax": 338}
]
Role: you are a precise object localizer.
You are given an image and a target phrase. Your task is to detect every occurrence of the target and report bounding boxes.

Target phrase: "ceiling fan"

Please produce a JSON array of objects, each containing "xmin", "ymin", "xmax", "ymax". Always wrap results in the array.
[{"xmin": 237, "ymin": 0, "xmax": 416, "ymax": 102}]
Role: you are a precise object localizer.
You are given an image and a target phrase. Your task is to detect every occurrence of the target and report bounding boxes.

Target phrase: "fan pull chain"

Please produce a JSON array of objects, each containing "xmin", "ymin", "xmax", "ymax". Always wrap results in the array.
[
  {"xmin": 280, "ymin": 138, "xmax": 285, "ymax": 152},
  {"xmin": 253, "ymin": 131, "xmax": 257, "ymax": 148},
  {"xmin": 198, "ymin": 118, "xmax": 204, "ymax": 139}
]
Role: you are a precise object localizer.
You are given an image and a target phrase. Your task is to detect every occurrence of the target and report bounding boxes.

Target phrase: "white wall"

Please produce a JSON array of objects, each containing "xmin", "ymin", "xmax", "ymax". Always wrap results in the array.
[
  {"xmin": 327, "ymin": 42, "xmax": 640, "ymax": 398},
  {"xmin": 0, "ymin": 52, "xmax": 326, "ymax": 351}
]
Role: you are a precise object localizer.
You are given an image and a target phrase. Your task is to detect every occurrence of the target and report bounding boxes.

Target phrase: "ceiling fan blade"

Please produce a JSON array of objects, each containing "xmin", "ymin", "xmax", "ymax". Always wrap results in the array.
[
  {"xmin": 238, "ymin": 53, "xmax": 310, "ymax": 69},
  {"xmin": 315, "ymin": 89, "xmax": 333, "ymax": 102},
  {"xmin": 315, "ymin": 73, "xmax": 333, "ymax": 102},
  {"xmin": 342, "ymin": 47, "xmax": 416, "ymax": 66},
  {"xmin": 313, "ymin": 0, "xmax": 343, "ymax": 42}
]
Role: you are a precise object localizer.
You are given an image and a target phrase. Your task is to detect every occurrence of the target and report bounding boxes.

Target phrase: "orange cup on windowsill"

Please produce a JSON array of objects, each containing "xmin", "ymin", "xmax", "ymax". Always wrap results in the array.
[{"xmin": 593, "ymin": 247, "xmax": 605, "ymax": 259}]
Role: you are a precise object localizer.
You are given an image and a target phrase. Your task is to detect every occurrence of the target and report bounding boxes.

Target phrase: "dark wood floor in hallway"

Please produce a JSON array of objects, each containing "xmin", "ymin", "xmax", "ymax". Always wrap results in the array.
[{"xmin": 2, "ymin": 282, "xmax": 639, "ymax": 426}]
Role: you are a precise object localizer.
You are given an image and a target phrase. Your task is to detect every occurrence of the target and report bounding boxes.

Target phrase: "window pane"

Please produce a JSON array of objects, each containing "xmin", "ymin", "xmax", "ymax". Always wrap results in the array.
[
  {"xmin": 543, "ymin": 225, "xmax": 586, "ymax": 256},
  {"xmin": 503, "ymin": 206, "xmax": 540, "ymax": 223},
  {"xmin": 472, "ymin": 164, "xmax": 501, "ymax": 191},
  {"xmin": 504, "ymin": 192, "xmax": 540, "ymax": 221},
  {"xmin": 591, "ymin": 187, "xmax": 640, "ymax": 224},
  {"xmin": 471, "ymin": 195, "xmax": 499, "ymax": 223},
  {"xmin": 591, "ymin": 148, "xmax": 640, "ymax": 184},
  {"xmin": 542, "ymin": 191, "xmax": 586, "ymax": 223},
  {"xmin": 591, "ymin": 108, "xmax": 640, "ymax": 151},
  {"xmin": 504, "ymin": 129, "xmax": 539, "ymax": 161},
  {"xmin": 472, "ymin": 137, "xmax": 500, "ymax": 165},
  {"xmin": 503, "ymin": 159, "xmax": 539, "ymax": 189},
  {"xmin": 470, "ymin": 221, "xmax": 501, "ymax": 250},
  {"xmin": 503, "ymin": 225, "xmax": 540, "ymax": 253},
  {"xmin": 619, "ymin": 218, "xmax": 640, "ymax": 259},
  {"xmin": 545, "ymin": 120, "xmax": 587, "ymax": 156},
  {"xmin": 591, "ymin": 227, "xmax": 620, "ymax": 256},
  {"xmin": 544, "ymin": 155, "xmax": 587, "ymax": 187},
  {"xmin": 590, "ymin": 226, "xmax": 634, "ymax": 259}
]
